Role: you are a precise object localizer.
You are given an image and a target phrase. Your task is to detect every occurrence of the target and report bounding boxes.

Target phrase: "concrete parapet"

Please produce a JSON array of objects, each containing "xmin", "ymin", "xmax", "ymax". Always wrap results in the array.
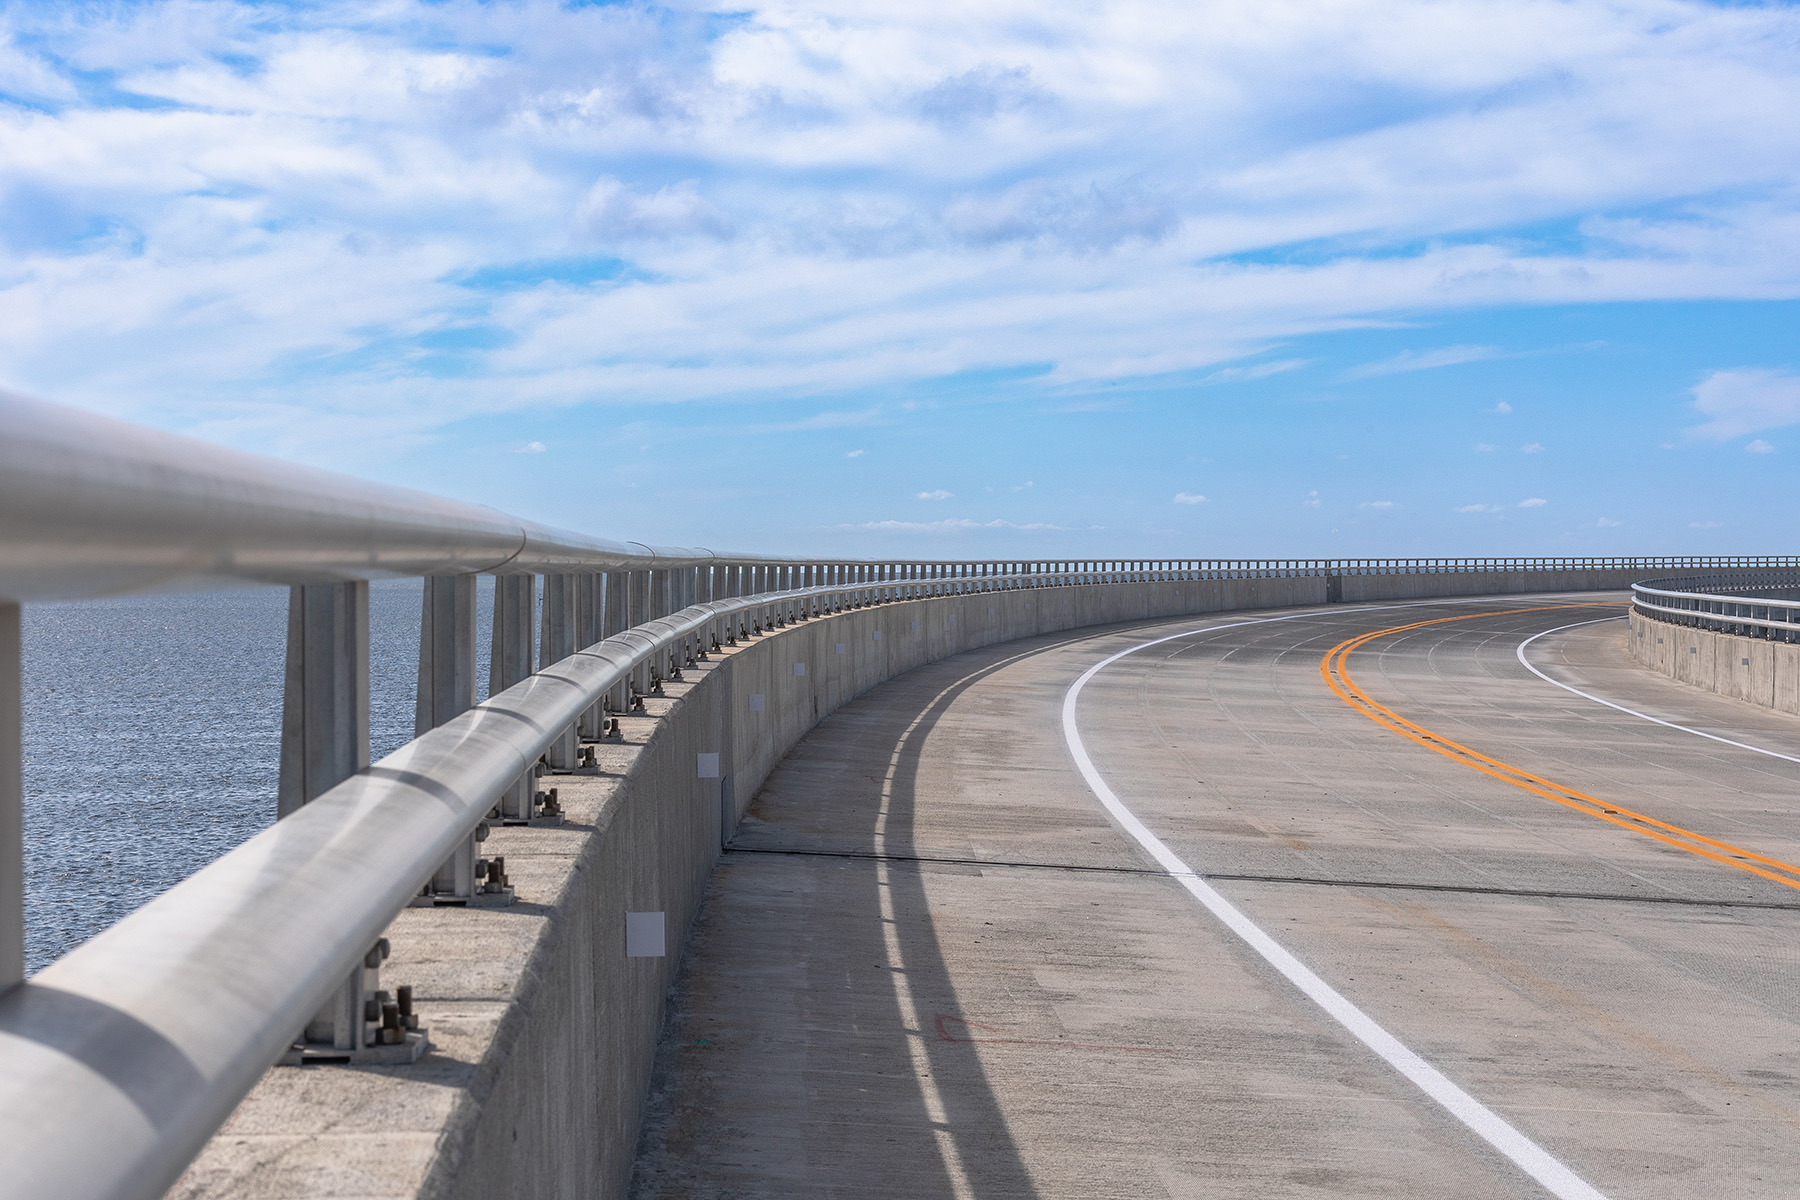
[
  {"xmin": 1337, "ymin": 567, "xmax": 1639, "ymax": 603},
  {"xmin": 1628, "ymin": 608, "xmax": 1800, "ymax": 715},
  {"xmin": 174, "ymin": 573, "xmax": 1622, "ymax": 1200}
]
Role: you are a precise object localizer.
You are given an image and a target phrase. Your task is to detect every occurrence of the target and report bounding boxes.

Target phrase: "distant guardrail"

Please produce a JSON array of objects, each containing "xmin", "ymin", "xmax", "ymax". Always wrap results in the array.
[
  {"xmin": 1632, "ymin": 573, "xmax": 1800, "ymax": 643},
  {"xmin": 1, "ymin": 389, "xmax": 1797, "ymax": 1200}
]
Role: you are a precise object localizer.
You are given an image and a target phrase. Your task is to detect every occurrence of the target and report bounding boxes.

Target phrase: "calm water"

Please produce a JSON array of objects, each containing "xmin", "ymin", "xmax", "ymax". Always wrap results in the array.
[{"xmin": 21, "ymin": 577, "xmax": 499, "ymax": 973}]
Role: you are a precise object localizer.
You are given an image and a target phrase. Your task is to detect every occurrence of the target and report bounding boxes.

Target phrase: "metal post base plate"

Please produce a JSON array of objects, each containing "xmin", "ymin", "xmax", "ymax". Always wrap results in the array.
[
  {"xmin": 406, "ymin": 886, "xmax": 515, "ymax": 908},
  {"xmin": 280, "ymin": 1029, "xmax": 429, "ymax": 1066}
]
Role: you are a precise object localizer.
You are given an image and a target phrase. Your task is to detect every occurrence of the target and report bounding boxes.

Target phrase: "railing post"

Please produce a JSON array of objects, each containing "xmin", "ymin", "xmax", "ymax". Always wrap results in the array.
[
  {"xmin": 492, "ymin": 574, "xmax": 537, "ymax": 822},
  {"xmin": 1, "ymin": 602, "xmax": 20, "ymax": 991},
  {"xmin": 414, "ymin": 575, "xmax": 491, "ymax": 905},
  {"xmin": 603, "ymin": 569, "xmax": 629, "ymax": 713},
  {"xmin": 415, "ymin": 576, "xmax": 478, "ymax": 737},
  {"xmin": 541, "ymin": 573, "xmax": 579, "ymax": 770},
  {"xmin": 278, "ymin": 581, "xmax": 369, "ymax": 819},
  {"xmin": 577, "ymin": 573, "xmax": 606, "ymax": 738},
  {"xmin": 277, "ymin": 580, "xmax": 428, "ymax": 1061}
]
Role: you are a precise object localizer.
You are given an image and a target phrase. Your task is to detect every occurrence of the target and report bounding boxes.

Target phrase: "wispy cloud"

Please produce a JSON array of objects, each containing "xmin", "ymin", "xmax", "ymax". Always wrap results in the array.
[
  {"xmin": 1521, "ymin": 442, "xmax": 1544, "ymax": 454},
  {"xmin": 843, "ymin": 517, "xmax": 1066, "ymax": 532},
  {"xmin": 1173, "ymin": 492, "xmax": 1207, "ymax": 504},
  {"xmin": 516, "ymin": 440, "xmax": 547, "ymax": 454},
  {"xmin": 915, "ymin": 489, "xmax": 953, "ymax": 500},
  {"xmin": 846, "ymin": 449, "xmax": 866, "ymax": 458},
  {"xmin": 1361, "ymin": 500, "xmax": 1397, "ymax": 510},
  {"xmin": 1597, "ymin": 517, "xmax": 1622, "ymax": 527},
  {"xmin": 1200, "ymin": 359, "xmax": 1307, "ymax": 385},
  {"xmin": 1455, "ymin": 503, "xmax": 1503, "ymax": 513},
  {"xmin": 1340, "ymin": 345, "xmax": 1500, "ymax": 382},
  {"xmin": 1518, "ymin": 497, "xmax": 1547, "ymax": 508},
  {"xmin": 1688, "ymin": 369, "xmax": 1800, "ymax": 441},
  {"xmin": 1492, "ymin": 401, "xmax": 1513, "ymax": 415},
  {"xmin": 749, "ymin": 409, "xmax": 885, "ymax": 435},
  {"xmin": 1747, "ymin": 438, "xmax": 1777, "ymax": 454}
]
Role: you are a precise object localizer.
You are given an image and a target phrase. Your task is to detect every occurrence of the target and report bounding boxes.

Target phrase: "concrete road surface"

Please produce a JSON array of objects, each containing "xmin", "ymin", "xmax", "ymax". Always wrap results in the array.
[{"xmin": 629, "ymin": 595, "xmax": 1800, "ymax": 1199}]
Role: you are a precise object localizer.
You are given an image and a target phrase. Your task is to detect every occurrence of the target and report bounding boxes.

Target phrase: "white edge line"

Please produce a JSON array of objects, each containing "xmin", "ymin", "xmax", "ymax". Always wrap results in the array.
[
  {"xmin": 1517, "ymin": 619, "xmax": 1800, "ymax": 766},
  {"xmin": 1061, "ymin": 608, "xmax": 1609, "ymax": 1200}
]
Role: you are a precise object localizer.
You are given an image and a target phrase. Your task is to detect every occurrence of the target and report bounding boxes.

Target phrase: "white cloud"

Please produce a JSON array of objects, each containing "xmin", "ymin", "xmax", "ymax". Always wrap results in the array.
[
  {"xmin": 1492, "ymin": 401, "xmax": 1513, "ymax": 414},
  {"xmin": 0, "ymin": 0, "xmax": 1795, "ymax": 455},
  {"xmin": 1521, "ymin": 442, "xmax": 1544, "ymax": 454},
  {"xmin": 579, "ymin": 178, "xmax": 731, "ymax": 242},
  {"xmin": 1013, "ymin": 480, "xmax": 1034, "ymax": 490},
  {"xmin": 1597, "ymin": 517, "xmax": 1622, "ymax": 527},
  {"xmin": 1361, "ymin": 500, "xmax": 1396, "ymax": 510},
  {"xmin": 516, "ymin": 440, "xmax": 546, "ymax": 453},
  {"xmin": 1302, "ymin": 489, "xmax": 1320, "ymax": 508},
  {"xmin": 916, "ymin": 489, "xmax": 953, "ymax": 500},
  {"xmin": 846, "ymin": 448, "xmax": 865, "ymax": 457},
  {"xmin": 1475, "ymin": 443, "xmax": 1497, "ymax": 452},
  {"xmin": 1689, "ymin": 369, "xmax": 1800, "ymax": 440},
  {"xmin": 1173, "ymin": 492, "xmax": 1207, "ymax": 504},
  {"xmin": 1340, "ymin": 345, "xmax": 1499, "ymax": 382},
  {"xmin": 1746, "ymin": 438, "xmax": 1777, "ymax": 454},
  {"xmin": 1455, "ymin": 503, "xmax": 1503, "ymax": 513},
  {"xmin": 1518, "ymin": 497, "xmax": 1547, "ymax": 507}
]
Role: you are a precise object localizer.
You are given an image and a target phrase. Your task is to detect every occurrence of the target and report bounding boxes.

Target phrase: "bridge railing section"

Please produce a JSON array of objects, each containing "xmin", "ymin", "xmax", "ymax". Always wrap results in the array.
[
  {"xmin": 1632, "ymin": 573, "xmax": 1800, "ymax": 643},
  {"xmin": 3, "ymin": 390, "xmax": 1799, "ymax": 1198}
]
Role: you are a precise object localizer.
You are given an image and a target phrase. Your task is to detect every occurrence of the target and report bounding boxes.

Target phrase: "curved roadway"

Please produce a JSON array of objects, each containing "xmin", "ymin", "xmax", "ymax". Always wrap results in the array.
[{"xmin": 631, "ymin": 595, "xmax": 1800, "ymax": 1199}]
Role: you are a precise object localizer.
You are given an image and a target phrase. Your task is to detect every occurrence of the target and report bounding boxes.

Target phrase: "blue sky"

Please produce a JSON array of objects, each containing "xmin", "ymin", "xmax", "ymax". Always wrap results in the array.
[{"xmin": 0, "ymin": 0, "xmax": 1797, "ymax": 557}]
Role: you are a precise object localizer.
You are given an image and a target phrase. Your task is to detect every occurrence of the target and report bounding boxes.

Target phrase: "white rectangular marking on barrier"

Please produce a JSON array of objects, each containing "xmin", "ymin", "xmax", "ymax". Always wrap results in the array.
[
  {"xmin": 794, "ymin": 662, "xmax": 807, "ymax": 677},
  {"xmin": 697, "ymin": 753, "xmax": 719, "ymax": 778},
  {"xmin": 835, "ymin": 643, "xmax": 845, "ymax": 654},
  {"xmin": 748, "ymin": 693, "xmax": 765, "ymax": 711},
  {"xmin": 626, "ymin": 912, "xmax": 665, "ymax": 957}
]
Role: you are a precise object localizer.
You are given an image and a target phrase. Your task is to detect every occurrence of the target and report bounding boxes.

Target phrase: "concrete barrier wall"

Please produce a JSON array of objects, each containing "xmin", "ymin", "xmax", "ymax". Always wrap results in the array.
[
  {"xmin": 1338, "ymin": 567, "xmax": 1640, "ymax": 602},
  {"xmin": 175, "ymin": 572, "xmax": 1628, "ymax": 1200},
  {"xmin": 1627, "ymin": 608, "xmax": 1800, "ymax": 715}
]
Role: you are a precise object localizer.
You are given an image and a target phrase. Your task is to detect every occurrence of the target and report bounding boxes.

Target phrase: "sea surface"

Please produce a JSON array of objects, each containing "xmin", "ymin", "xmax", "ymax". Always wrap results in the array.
[{"xmin": 20, "ymin": 577, "xmax": 499, "ymax": 973}]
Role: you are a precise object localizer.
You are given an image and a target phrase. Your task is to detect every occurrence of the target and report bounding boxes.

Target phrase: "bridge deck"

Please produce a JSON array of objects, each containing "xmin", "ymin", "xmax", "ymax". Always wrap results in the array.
[{"xmin": 629, "ymin": 596, "xmax": 1800, "ymax": 1199}]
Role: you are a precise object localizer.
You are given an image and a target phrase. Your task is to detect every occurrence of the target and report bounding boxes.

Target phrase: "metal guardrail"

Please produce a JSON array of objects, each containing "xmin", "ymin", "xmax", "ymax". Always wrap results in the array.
[
  {"xmin": 0, "ymin": 579, "xmax": 927, "ymax": 1200},
  {"xmin": 2, "ymin": 390, "xmax": 1798, "ymax": 1199},
  {"xmin": 1632, "ymin": 574, "xmax": 1800, "ymax": 642}
]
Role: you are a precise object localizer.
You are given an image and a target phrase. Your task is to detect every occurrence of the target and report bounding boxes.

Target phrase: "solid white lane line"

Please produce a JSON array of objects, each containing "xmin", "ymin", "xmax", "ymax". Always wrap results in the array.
[
  {"xmin": 1518, "ymin": 619, "xmax": 1800, "ymax": 766},
  {"xmin": 1062, "ymin": 617, "xmax": 1610, "ymax": 1200}
]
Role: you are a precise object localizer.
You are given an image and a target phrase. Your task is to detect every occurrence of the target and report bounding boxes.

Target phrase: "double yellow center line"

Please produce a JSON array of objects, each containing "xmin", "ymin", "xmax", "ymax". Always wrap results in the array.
[{"xmin": 1320, "ymin": 606, "xmax": 1800, "ymax": 893}]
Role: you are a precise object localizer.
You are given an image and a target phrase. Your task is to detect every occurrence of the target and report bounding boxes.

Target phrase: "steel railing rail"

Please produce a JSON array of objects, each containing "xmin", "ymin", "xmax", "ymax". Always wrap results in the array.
[
  {"xmin": 0, "ymin": 391, "xmax": 854, "ymax": 603},
  {"xmin": 5, "ymin": 388, "xmax": 1800, "ymax": 603},
  {"xmin": 1632, "ymin": 574, "xmax": 1800, "ymax": 642}
]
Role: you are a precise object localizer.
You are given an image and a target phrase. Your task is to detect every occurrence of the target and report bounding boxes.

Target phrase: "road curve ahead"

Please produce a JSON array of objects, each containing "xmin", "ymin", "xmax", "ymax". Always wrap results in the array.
[{"xmin": 631, "ymin": 596, "xmax": 1800, "ymax": 1200}]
